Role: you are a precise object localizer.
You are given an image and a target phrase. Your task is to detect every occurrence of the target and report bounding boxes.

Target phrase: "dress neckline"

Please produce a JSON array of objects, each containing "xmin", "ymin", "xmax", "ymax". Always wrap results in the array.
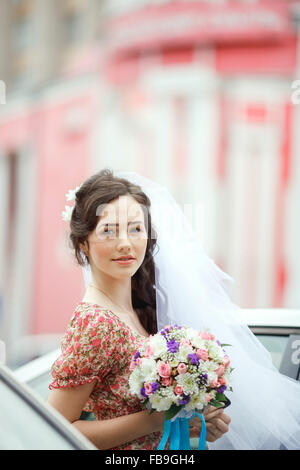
[{"xmin": 79, "ymin": 301, "xmax": 150, "ymax": 339}]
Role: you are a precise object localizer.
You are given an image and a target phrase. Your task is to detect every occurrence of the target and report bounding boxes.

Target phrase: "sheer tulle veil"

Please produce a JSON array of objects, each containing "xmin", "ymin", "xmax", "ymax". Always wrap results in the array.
[{"xmin": 82, "ymin": 171, "xmax": 300, "ymax": 450}]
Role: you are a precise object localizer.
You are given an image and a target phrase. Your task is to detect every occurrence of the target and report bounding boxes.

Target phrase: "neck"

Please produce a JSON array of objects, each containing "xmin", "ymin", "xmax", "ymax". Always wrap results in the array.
[{"xmin": 89, "ymin": 270, "xmax": 134, "ymax": 313}]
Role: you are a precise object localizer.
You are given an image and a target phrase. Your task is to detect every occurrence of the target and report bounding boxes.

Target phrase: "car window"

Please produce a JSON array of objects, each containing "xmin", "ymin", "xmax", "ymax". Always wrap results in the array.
[
  {"xmin": 255, "ymin": 334, "xmax": 289, "ymax": 370},
  {"xmin": 27, "ymin": 371, "xmax": 53, "ymax": 400}
]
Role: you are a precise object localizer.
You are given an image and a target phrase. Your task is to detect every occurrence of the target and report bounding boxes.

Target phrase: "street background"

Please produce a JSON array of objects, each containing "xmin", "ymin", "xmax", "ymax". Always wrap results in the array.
[{"xmin": 0, "ymin": 0, "xmax": 300, "ymax": 368}]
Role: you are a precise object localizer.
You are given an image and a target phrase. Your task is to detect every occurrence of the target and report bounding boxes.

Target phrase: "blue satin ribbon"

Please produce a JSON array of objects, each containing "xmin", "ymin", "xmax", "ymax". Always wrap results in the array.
[{"xmin": 157, "ymin": 411, "xmax": 206, "ymax": 450}]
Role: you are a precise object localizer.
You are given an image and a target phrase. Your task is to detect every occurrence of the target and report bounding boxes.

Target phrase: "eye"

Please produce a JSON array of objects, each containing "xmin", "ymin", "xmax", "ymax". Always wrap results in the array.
[
  {"xmin": 130, "ymin": 224, "xmax": 143, "ymax": 233},
  {"xmin": 101, "ymin": 226, "xmax": 116, "ymax": 237}
]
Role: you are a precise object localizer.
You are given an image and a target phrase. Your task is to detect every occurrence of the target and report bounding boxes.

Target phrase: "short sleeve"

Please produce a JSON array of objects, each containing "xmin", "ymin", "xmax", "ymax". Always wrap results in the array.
[{"xmin": 49, "ymin": 307, "xmax": 114, "ymax": 391}]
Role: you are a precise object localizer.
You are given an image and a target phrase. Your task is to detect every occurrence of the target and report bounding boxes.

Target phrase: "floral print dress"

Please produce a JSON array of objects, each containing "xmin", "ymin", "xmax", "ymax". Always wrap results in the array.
[{"xmin": 49, "ymin": 301, "xmax": 165, "ymax": 450}]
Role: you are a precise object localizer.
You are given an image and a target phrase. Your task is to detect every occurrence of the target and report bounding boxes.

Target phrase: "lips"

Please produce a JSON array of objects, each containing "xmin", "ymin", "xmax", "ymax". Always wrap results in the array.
[{"xmin": 113, "ymin": 256, "xmax": 135, "ymax": 261}]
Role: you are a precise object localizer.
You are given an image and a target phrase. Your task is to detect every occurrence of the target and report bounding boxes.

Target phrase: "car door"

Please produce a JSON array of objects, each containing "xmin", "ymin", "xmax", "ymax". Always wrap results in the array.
[{"xmin": 0, "ymin": 364, "xmax": 97, "ymax": 450}]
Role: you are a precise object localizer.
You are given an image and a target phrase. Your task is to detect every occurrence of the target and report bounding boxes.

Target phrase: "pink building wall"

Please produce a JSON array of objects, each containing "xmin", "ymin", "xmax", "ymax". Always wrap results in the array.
[{"xmin": 0, "ymin": 81, "xmax": 99, "ymax": 336}]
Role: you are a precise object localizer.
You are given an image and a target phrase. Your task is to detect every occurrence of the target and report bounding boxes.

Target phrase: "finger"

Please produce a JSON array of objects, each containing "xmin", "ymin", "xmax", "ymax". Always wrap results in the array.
[
  {"xmin": 205, "ymin": 408, "xmax": 224, "ymax": 421},
  {"xmin": 220, "ymin": 413, "xmax": 231, "ymax": 425},
  {"xmin": 214, "ymin": 417, "xmax": 229, "ymax": 434},
  {"xmin": 206, "ymin": 418, "xmax": 229, "ymax": 437},
  {"xmin": 204, "ymin": 405, "xmax": 215, "ymax": 414},
  {"xmin": 206, "ymin": 429, "xmax": 223, "ymax": 442},
  {"xmin": 206, "ymin": 420, "xmax": 228, "ymax": 439},
  {"xmin": 209, "ymin": 413, "xmax": 231, "ymax": 428}
]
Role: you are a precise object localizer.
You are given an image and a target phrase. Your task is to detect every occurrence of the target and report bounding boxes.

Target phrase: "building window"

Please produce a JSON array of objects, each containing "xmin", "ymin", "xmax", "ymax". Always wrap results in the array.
[{"xmin": 62, "ymin": 11, "xmax": 84, "ymax": 45}]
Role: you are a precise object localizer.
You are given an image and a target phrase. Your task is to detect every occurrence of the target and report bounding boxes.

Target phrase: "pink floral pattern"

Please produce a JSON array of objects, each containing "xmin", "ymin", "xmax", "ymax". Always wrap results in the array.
[{"xmin": 49, "ymin": 301, "xmax": 166, "ymax": 450}]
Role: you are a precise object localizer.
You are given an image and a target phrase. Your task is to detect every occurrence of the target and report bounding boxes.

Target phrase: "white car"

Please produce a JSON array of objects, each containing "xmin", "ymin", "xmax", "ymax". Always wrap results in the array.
[
  {"xmin": 238, "ymin": 308, "xmax": 300, "ymax": 379},
  {"xmin": 0, "ymin": 364, "xmax": 97, "ymax": 450}
]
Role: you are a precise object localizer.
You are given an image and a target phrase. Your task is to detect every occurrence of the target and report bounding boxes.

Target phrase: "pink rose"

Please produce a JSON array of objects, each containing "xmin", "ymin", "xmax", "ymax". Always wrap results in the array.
[
  {"xmin": 205, "ymin": 393, "xmax": 213, "ymax": 403},
  {"xmin": 216, "ymin": 365, "xmax": 225, "ymax": 377},
  {"xmin": 157, "ymin": 362, "xmax": 172, "ymax": 378},
  {"xmin": 198, "ymin": 331, "xmax": 210, "ymax": 340},
  {"xmin": 174, "ymin": 385, "xmax": 184, "ymax": 395},
  {"xmin": 180, "ymin": 339, "xmax": 191, "ymax": 346},
  {"xmin": 145, "ymin": 345, "xmax": 155, "ymax": 358},
  {"xmin": 218, "ymin": 377, "xmax": 226, "ymax": 386},
  {"xmin": 196, "ymin": 348, "xmax": 208, "ymax": 361},
  {"xmin": 144, "ymin": 382, "xmax": 153, "ymax": 396},
  {"xmin": 162, "ymin": 377, "xmax": 173, "ymax": 386},
  {"xmin": 223, "ymin": 356, "xmax": 230, "ymax": 368},
  {"xmin": 177, "ymin": 363, "xmax": 187, "ymax": 374},
  {"xmin": 210, "ymin": 379, "xmax": 219, "ymax": 388},
  {"xmin": 208, "ymin": 334, "xmax": 215, "ymax": 341},
  {"xmin": 136, "ymin": 358, "xmax": 143, "ymax": 366}
]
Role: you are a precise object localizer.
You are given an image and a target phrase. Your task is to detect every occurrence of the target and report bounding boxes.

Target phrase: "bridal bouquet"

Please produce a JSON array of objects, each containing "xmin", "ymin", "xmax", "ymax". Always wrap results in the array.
[{"xmin": 129, "ymin": 324, "xmax": 233, "ymax": 450}]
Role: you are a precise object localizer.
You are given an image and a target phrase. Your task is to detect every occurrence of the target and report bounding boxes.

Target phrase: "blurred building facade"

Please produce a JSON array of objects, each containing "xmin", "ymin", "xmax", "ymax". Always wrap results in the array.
[
  {"xmin": 0, "ymin": 0, "xmax": 300, "ymax": 366},
  {"xmin": 0, "ymin": 0, "xmax": 104, "ymax": 91}
]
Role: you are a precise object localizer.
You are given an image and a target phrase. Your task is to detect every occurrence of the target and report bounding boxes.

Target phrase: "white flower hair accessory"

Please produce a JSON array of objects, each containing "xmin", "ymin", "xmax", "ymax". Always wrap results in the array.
[{"xmin": 61, "ymin": 185, "xmax": 82, "ymax": 221}]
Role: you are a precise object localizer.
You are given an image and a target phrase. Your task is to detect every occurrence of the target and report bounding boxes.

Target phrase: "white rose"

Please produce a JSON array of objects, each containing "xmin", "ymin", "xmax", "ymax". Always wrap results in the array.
[
  {"xmin": 184, "ymin": 327, "xmax": 198, "ymax": 342},
  {"xmin": 190, "ymin": 336, "xmax": 207, "ymax": 349},
  {"xmin": 140, "ymin": 358, "xmax": 159, "ymax": 382},
  {"xmin": 177, "ymin": 344, "xmax": 194, "ymax": 363},
  {"xmin": 204, "ymin": 360, "xmax": 219, "ymax": 383},
  {"xmin": 184, "ymin": 391, "xmax": 206, "ymax": 412},
  {"xmin": 149, "ymin": 393, "xmax": 174, "ymax": 412},
  {"xmin": 129, "ymin": 369, "xmax": 144, "ymax": 395},
  {"xmin": 149, "ymin": 334, "xmax": 168, "ymax": 359},
  {"xmin": 207, "ymin": 342, "xmax": 225, "ymax": 362}
]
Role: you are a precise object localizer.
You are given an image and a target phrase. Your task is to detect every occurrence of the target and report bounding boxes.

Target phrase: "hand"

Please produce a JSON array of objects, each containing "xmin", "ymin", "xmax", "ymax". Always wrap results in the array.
[{"xmin": 189, "ymin": 405, "xmax": 231, "ymax": 442}]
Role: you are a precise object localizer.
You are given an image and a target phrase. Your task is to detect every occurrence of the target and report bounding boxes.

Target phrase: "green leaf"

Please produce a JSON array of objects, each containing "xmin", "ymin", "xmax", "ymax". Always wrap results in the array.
[
  {"xmin": 165, "ymin": 404, "xmax": 183, "ymax": 421},
  {"xmin": 221, "ymin": 343, "xmax": 232, "ymax": 348},
  {"xmin": 215, "ymin": 393, "xmax": 227, "ymax": 402},
  {"xmin": 141, "ymin": 400, "xmax": 148, "ymax": 410},
  {"xmin": 209, "ymin": 400, "xmax": 225, "ymax": 409}
]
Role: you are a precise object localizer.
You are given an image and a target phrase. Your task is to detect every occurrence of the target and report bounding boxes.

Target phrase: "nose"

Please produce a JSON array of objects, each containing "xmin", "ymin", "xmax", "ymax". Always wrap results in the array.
[{"xmin": 116, "ymin": 231, "xmax": 132, "ymax": 252}]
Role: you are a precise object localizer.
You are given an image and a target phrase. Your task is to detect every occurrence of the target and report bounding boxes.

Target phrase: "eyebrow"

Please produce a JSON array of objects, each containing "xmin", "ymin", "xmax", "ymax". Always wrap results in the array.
[{"xmin": 99, "ymin": 220, "xmax": 144, "ymax": 228}]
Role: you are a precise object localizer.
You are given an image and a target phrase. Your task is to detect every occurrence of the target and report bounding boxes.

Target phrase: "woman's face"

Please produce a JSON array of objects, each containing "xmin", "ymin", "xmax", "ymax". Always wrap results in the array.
[{"xmin": 83, "ymin": 195, "xmax": 148, "ymax": 280}]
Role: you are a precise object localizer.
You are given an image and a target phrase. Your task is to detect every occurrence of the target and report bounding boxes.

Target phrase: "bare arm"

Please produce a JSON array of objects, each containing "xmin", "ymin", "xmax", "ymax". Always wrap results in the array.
[{"xmin": 47, "ymin": 382, "xmax": 164, "ymax": 450}]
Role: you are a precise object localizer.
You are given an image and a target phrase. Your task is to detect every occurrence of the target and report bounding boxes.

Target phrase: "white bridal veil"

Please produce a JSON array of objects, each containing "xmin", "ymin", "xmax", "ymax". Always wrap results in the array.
[{"xmin": 82, "ymin": 171, "xmax": 300, "ymax": 450}]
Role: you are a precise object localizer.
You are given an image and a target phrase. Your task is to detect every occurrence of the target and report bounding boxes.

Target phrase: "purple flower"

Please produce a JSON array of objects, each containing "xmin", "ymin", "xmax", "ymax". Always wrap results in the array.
[
  {"xmin": 216, "ymin": 385, "xmax": 227, "ymax": 394},
  {"xmin": 178, "ymin": 394, "xmax": 191, "ymax": 405},
  {"xmin": 216, "ymin": 340, "xmax": 221, "ymax": 346},
  {"xmin": 141, "ymin": 387, "xmax": 147, "ymax": 398},
  {"xmin": 167, "ymin": 339, "xmax": 180, "ymax": 353},
  {"xmin": 151, "ymin": 382, "xmax": 160, "ymax": 393},
  {"xmin": 134, "ymin": 351, "xmax": 140, "ymax": 360},
  {"xmin": 188, "ymin": 353, "xmax": 199, "ymax": 365},
  {"xmin": 198, "ymin": 373, "xmax": 208, "ymax": 385}
]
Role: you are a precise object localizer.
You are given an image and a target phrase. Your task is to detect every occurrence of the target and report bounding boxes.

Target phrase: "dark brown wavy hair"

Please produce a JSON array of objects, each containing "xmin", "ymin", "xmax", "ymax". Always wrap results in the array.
[{"xmin": 69, "ymin": 168, "xmax": 158, "ymax": 335}]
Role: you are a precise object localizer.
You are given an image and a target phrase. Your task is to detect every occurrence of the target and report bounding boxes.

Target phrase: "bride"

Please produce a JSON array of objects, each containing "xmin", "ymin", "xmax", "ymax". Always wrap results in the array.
[
  {"xmin": 48, "ymin": 168, "xmax": 300, "ymax": 450},
  {"xmin": 47, "ymin": 168, "xmax": 230, "ymax": 450}
]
